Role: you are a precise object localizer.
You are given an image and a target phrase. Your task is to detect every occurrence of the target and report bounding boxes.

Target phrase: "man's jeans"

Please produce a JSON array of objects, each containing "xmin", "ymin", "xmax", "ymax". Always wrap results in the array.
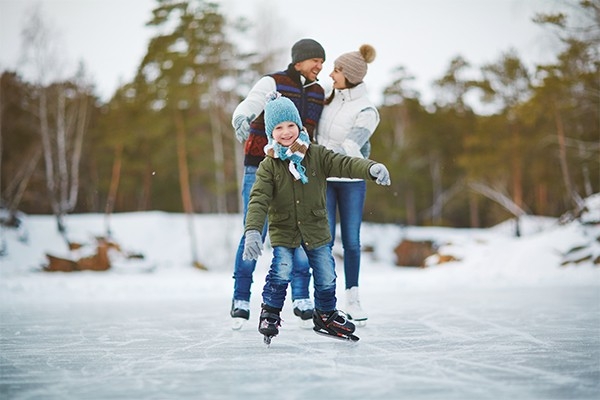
[
  {"xmin": 262, "ymin": 244, "xmax": 337, "ymax": 312},
  {"xmin": 326, "ymin": 180, "xmax": 366, "ymax": 289},
  {"xmin": 233, "ymin": 166, "xmax": 311, "ymax": 302}
]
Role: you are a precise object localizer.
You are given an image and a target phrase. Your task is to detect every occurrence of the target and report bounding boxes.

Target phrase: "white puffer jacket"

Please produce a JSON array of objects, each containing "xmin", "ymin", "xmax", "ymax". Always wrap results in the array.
[{"xmin": 316, "ymin": 83, "xmax": 380, "ymax": 181}]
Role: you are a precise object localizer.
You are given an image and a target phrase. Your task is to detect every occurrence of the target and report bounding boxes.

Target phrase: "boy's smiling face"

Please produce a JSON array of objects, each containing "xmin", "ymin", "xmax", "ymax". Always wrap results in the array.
[{"xmin": 272, "ymin": 121, "xmax": 299, "ymax": 147}]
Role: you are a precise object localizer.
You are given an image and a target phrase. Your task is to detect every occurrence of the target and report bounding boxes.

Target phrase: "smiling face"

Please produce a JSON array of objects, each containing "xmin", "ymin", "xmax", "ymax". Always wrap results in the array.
[
  {"xmin": 272, "ymin": 121, "xmax": 300, "ymax": 147},
  {"xmin": 294, "ymin": 58, "xmax": 324, "ymax": 82},
  {"xmin": 330, "ymin": 66, "xmax": 347, "ymax": 90}
]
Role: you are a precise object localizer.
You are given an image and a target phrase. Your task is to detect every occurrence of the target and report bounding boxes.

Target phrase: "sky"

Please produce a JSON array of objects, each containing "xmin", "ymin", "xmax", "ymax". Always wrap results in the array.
[
  {"xmin": 1, "ymin": 195, "xmax": 599, "ymax": 398},
  {"xmin": 0, "ymin": 0, "xmax": 562, "ymax": 108}
]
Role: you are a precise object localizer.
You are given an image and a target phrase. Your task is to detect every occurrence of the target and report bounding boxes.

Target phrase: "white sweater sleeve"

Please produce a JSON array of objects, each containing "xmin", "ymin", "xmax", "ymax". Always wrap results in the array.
[
  {"xmin": 341, "ymin": 107, "xmax": 380, "ymax": 158},
  {"xmin": 231, "ymin": 76, "xmax": 277, "ymax": 127}
]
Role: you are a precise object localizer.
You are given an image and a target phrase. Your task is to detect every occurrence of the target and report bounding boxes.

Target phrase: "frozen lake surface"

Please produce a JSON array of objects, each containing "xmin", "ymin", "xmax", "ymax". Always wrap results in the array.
[
  {"xmin": 1, "ymin": 272, "xmax": 599, "ymax": 400},
  {"xmin": 1, "ymin": 208, "xmax": 599, "ymax": 399}
]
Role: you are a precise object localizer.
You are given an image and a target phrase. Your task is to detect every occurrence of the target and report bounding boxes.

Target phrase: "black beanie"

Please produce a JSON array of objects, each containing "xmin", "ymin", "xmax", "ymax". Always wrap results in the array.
[{"xmin": 291, "ymin": 38, "xmax": 326, "ymax": 64}]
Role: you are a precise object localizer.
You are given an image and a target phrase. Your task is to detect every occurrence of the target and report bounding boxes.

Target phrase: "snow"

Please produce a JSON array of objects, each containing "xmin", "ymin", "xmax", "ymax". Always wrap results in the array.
[{"xmin": 1, "ymin": 195, "xmax": 600, "ymax": 399}]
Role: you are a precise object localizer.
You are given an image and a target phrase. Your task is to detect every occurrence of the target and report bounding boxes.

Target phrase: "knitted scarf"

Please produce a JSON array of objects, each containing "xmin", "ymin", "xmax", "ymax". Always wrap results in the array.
[{"xmin": 264, "ymin": 129, "xmax": 311, "ymax": 184}]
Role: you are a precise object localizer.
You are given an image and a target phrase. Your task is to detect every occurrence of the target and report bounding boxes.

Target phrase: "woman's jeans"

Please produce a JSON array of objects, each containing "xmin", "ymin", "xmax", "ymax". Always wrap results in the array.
[
  {"xmin": 326, "ymin": 180, "xmax": 366, "ymax": 289},
  {"xmin": 262, "ymin": 244, "xmax": 337, "ymax": 312},
  {"xmin": 233, "ymin": 166, "xmax": 311, "ymax": 302}
]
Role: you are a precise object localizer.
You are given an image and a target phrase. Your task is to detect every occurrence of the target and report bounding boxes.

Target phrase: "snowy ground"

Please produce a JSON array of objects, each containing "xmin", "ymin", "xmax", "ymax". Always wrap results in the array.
[{"xmin": 1, "ymin": 195, "xmax": 600, "ymax": 399}]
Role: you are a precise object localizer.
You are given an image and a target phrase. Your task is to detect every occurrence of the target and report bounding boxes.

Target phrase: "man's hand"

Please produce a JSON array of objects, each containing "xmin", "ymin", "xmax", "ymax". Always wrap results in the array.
[{"xmin": 233, "ymin": 113, "xmax": 255, "ymax": 143}]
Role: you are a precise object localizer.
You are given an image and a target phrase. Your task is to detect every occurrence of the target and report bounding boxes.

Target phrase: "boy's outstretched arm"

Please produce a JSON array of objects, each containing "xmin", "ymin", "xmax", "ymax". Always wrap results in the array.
[{"xmin": 369, "ymin": 163, "xmax": 391, "ymax": 185}]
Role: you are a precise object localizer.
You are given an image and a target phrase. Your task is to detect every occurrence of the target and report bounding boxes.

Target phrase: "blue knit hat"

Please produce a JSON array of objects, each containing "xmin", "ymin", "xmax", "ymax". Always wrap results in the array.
[{"xmin": 264, "ymin": 92, "xmax": 303, "ymax": 139}]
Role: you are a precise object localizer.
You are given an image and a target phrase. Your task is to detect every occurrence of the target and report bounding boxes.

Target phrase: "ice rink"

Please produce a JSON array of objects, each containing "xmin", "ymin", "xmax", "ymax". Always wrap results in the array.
[{"xmin": 2, "ymin": 273, "xmax": 598, "ymax": 400}]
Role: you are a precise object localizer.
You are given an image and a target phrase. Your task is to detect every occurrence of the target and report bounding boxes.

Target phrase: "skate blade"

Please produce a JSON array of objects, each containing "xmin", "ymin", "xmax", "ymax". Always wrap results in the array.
[
  {"xmin": 231, "ymin": 318, "xmax": 247, "ymax": 330},
  {"xmin": 313, "ymin": 327, "xmax": 359, "ymax": 342},
  {"xmin": 348, "ymin": 315, "xmax": 367, "ymax": 327},
  {"xmin": 347, "ymin": 314, "xmax": 368, "ymax": 326},
  {"xmin": 263, "ymin": 335, "xmax": 275, "ymax": 346}
]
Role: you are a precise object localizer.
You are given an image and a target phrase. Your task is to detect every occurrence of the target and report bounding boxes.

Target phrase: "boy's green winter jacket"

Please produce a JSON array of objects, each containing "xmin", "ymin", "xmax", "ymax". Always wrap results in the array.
[{"xmin": 245, "ymin": 144, "xmax": 376, "ymax": 250}]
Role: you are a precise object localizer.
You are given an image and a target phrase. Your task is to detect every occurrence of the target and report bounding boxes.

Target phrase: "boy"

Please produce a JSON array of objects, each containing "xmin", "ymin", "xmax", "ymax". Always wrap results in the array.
[
  {"xmin": 242, "ymin": 92, "xmax": 391, "ymax": 345},
  {"xmin": 229, "ymin": 38, "xmax": 326, "ymax": 328}
]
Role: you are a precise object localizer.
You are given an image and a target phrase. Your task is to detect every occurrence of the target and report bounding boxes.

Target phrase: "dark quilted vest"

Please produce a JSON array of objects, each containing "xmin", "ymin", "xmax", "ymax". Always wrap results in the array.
[{"xmin": 244, "ymin": 65, "xmax": 325, "ymax": 167}]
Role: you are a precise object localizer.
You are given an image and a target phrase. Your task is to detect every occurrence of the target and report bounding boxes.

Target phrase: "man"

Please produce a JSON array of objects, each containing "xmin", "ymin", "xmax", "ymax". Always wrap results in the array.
[{"xmin": 230, "ymin": 38, "xmax": 326, "ymax": 329}]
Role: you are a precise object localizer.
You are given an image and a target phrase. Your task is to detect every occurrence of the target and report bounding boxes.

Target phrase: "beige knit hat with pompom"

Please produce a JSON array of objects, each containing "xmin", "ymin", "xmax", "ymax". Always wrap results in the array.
[{"xmin": 334, "ymin": 44, "xmax": 376, "ymax": 85}]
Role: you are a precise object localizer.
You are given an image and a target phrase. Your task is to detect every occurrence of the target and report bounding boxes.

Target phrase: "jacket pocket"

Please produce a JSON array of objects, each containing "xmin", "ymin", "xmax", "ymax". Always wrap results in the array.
[
  {"xmin": 311, "ymin": 209, "xmax": 327, "ymax": 217},
  {"xmin": 270, "ymin": 211, "xmax": 290, "ymax": 223}
]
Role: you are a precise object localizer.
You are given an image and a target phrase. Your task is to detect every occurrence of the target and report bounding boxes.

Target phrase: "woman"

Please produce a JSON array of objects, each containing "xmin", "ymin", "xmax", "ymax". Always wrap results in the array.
[{"xmin": 316, "ymin": 44, "xmax": 379, "ymax": 326}]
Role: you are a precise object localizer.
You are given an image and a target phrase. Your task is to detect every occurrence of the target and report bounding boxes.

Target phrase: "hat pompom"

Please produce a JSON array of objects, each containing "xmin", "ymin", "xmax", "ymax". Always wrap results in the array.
[{"xmin": 359, "ymin": 44, "xmax": 376, "ymax": 64}]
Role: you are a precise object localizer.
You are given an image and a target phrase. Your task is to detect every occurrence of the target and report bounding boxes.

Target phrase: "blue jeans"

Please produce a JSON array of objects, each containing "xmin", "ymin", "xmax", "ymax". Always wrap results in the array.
[
  {"xmin": 326, "ymin": 180, "xmax": 366, "ymax": 289},
  {"xmin": 262, "ymin": 244, "xmax": 337, "ymax": 312},
  {"xmin": 233, "ymin": 166, "xmax": 311, "ymax": 302}
]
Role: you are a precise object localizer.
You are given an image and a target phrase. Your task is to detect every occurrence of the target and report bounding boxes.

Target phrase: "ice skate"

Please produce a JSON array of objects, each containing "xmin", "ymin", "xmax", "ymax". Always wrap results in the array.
[
  {"xmin": 258, "ymin": 305, "xmax": 281, "ymax": 346},
  {"xmin": 313, "ymin": 309, "xmax": 359, "ymax": 342},
  {"xmin": 292, "ymin": 298, "xmax": 314, "ymax": 329},
  {"xmin": 345, "ymin": 287, "xmax": 368, "ymax": 327},
  {"xmin": 230, "ymin": 299, "xmax": 250, "ymax": 330}
]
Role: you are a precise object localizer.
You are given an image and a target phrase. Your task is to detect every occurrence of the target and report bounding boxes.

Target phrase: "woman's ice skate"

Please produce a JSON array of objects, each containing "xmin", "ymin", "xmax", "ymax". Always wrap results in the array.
[
  {"xmin": 345, "ymin": 287, "xmax": 368, "ymax": 327},
  {"xmin": 230, "ymin": 299, "xmax": 250, "ymax": 330}
]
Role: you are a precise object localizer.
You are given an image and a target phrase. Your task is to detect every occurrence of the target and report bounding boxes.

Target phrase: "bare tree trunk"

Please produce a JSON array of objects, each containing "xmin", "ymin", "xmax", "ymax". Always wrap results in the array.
[
  {"xmin": 405, "ymin": 189, "xmax": 416, "ymax": 226},
  {"xmin": 425, "ymin": 180, "xmax": 463, "ymax": 223},
  {"xmin": 469, "ymin": 181, "xmax": 526, "ymax": 236},
  {"xmin": 6, "ymin": 147, "xmax": 42, "ymax": 215},
  {"xmin": 56, "ymin": 88, "xmax": 68, "ymax": 210},
  {"xmin": 38, "ymin": 88, "xmax": 68, "ymax": 239},
  {"xmin": 39, "ymin": 89, "xmax": 55, "ymax": 208},
  {"xmin": 104, "ymin": 143, "xmax": 123, "ymax": 237},
  {"xmin": 535, "ymin": 183, "xmax": 548, "ymax": 216},
  {"xmin": 174, "ymin": 110, "xmax": 194, "ymax": 215},
  {"xmin": 209, "ymin": 83, "xmax": 227, "ymax": 214},
  {"xmin": 140, "ymin": 161, "xmax": 153, "ymax": 210},
  {"xmin": 174, "ymin": 109, "xmax": 205, "ymax": 269},
  {"xmin": 510, "ymin": 122, "xmax": 523, "ymax": 209},
  {"xmin": 135, "ymin": 143, "xmax": 152, "ymax": 211},
  {"xmin": 469, "ymin": 181, "xmax": 526, "ymax": 217},
  {"xmin": 553, "ymin": 98, "xmax": 583, "ymax": 210},
  {"xmin": 21, "ymin": 5, "xmax": 73, "ymax": 246},
  {"xmin": 430, "ymin": 152, "xmax": 443, "ymax": 225},
  {"xmin": 469, "ymin": 192, "xmax": 480, "ymax": 228},
  {"xmin": 67, "ymin": 92, "xmax": 88, "ymax": 211},
  {"xmin": 579, "ymin": 142, "xmax": 593, "ymax": 197}
]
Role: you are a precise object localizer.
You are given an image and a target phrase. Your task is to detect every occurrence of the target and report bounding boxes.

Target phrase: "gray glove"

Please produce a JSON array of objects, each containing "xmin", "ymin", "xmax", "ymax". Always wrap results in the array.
[
  {"xmin": 369, "ymin": 163, "xmax": 391, "ymax": 186},
  {"xmin": 233, "ymin": 113, "xmax": 255, "ymax": 143},
  {"xmin": 242, "ymin": 230, "xmax": 263, "ymax": 260}
]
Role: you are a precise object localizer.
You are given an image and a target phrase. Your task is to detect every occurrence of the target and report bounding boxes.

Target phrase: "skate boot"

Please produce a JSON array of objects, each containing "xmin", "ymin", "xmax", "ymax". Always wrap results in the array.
[
  {"xmin": 230, "ymin": 299, "xmax": 250, "ymax": 330},
  {"xmin": 345, "ymin": 287, "xmax": 368, "ymax": 327},
  {"xmin": 313, "ymin": 309, "xmax": 359, "ymax": 342},
  {"xmin": 258, "ymin": 304, "xmax": 281, "ymax": 346},
  {"xmin": 292, "ymin": 298, "xmax": 314, "ymax": 329}
]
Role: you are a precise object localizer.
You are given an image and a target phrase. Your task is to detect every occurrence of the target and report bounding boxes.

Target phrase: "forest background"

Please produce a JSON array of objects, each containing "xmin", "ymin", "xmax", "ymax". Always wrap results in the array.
[{"xmin": 1, "ymin": 0, "xmax": 598, "ymax": 238}]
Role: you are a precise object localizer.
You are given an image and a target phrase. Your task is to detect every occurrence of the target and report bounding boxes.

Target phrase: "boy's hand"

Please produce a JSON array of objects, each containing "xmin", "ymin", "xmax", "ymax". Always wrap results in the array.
[
  {"xmin": 233, "ymin": 113, "xmax": 255, "ymax": 143},
  {"xmin": 242, "ymin": 230, "xmax": 263, "ymax": 260},
  {"xmin": 369, "ymin": 163, "xmax": 391, "ymax": 186}
]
